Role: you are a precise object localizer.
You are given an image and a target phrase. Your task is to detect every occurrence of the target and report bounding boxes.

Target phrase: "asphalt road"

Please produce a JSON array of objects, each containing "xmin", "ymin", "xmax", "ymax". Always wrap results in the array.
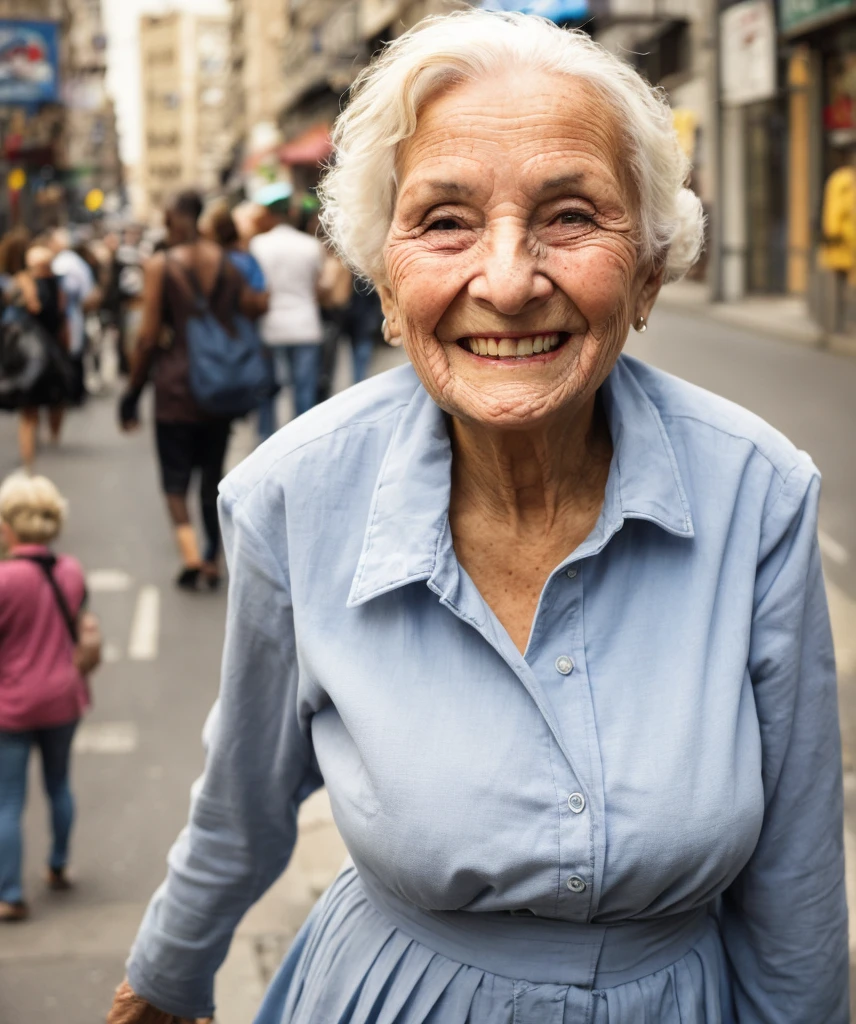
[{"xmin": 0, "ymin": 308, "xmax": 853, "ymax": 1023}]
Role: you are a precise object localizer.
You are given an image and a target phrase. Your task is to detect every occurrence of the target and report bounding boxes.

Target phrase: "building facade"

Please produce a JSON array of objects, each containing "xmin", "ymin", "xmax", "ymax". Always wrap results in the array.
[
  {"xmin": 0, "ymin": 0, "xmax": 121, "ymax": 229},
  {"xmin": 139, "ymin": 11, "xmax": 230, "ymax": 221}
]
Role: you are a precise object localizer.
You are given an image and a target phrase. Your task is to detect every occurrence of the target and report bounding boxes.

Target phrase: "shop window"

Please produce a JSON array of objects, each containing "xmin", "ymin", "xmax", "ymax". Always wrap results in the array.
[{"xmin": 636, "ymin": 20, "xmax": 690, "ymax": 87}]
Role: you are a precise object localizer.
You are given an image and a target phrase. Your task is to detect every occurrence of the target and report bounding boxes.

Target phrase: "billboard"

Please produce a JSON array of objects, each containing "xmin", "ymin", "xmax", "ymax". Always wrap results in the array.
[
  {"xmin": 0, "ymin": 20, "xmax": 60, "ymax": 106},
  {"xmin": 480, "ymin": 0, "xmax": 590, "ymax": 21}
]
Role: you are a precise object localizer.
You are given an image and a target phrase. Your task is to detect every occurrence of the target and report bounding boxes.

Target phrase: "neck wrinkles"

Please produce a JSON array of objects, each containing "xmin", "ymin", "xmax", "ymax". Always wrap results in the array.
[{"xmin": 449, "ymin": 394, "xmax": 612, "ymax": 531}]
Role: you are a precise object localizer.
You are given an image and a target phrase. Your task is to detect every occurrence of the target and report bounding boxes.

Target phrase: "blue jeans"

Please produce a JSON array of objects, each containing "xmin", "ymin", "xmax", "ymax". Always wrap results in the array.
[
  {"xmin": 0, "ymin": 720, "xmax": 78, "ymax": 903},
  {"xmin": 258, "ymin": 344, "xmax": 322, "ymax": 441}
]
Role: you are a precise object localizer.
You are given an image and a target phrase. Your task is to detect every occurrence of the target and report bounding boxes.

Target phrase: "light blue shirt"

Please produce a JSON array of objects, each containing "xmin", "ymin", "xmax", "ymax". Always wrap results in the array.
[{"xmin": 127, "ymin": 355, "xmax": 848, "ymax": 1022}]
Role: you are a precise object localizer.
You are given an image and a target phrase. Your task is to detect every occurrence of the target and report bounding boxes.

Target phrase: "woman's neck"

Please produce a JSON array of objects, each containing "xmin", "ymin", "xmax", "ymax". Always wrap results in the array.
[{"xmin": 449, "ymin": 395, "xmax": 612, "ymax": 533}]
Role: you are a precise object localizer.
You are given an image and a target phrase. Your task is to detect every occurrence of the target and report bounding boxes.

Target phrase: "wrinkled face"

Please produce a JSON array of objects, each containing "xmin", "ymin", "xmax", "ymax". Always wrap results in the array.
[{"xmin": 379, "ymin": 72, "xmax": 663, "ymax": 430}]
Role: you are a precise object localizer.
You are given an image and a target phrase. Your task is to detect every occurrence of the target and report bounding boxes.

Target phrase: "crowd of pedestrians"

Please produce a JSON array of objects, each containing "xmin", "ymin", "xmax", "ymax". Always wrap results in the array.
[{"xmin": 0, "ymin": 182, "xmax": 385, "ymax": 926}]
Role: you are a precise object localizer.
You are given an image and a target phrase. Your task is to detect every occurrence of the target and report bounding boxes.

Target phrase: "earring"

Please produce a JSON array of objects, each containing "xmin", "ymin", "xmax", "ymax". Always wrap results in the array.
[
  {"xmin": 634, "ymin": 315, "xmax": 647, "ymax": 333},
  {"xmin": 381, "ymin": 318, "xmax": 403, "ymax": 348}
]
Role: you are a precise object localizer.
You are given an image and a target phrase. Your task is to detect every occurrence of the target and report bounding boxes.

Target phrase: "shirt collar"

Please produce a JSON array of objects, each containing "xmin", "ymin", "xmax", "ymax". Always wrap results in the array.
[{"xmin": 347, "ymin": 356, "xmax": 694, "ymax": 608}]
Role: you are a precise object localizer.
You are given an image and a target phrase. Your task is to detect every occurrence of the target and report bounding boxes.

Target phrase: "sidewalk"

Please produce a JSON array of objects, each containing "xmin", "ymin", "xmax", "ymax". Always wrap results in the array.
[
  {"xmin": 659, "ymin": 279, "xmax": 856, "ymax": 357},
  {"xmin": 215, "ymin": 791, "xmax": 347, "ymax": 1023}
]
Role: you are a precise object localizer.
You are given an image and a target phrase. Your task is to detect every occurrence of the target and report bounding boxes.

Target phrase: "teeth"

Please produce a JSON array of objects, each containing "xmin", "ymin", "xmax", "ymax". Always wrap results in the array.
[{"xmin": 465, "ymin": 333, "xmax": 563, "ymax": 358}]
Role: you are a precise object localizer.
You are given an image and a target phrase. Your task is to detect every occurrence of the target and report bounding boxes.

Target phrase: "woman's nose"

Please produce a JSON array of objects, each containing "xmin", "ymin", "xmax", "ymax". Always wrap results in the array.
[{"xmin": 467, "ymin": 225, "xmax": 553, "ymax": 315}]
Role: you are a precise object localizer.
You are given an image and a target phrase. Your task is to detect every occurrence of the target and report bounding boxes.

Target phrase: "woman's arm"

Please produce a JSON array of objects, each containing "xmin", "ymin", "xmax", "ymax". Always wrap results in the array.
[
  {"xmin": 116, "ymin": 485, "xmax": 321, "ymax": 1021},
  {"xmin": 719, "ymin": 465, "xmax": 849, "ymax": 1022},
  {"xmin": 239, "ymin": 284, "xmax": 269, "ymax": 319}
]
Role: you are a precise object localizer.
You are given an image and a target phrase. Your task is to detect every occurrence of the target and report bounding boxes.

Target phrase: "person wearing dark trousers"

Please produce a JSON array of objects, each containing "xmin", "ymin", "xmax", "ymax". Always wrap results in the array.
[{"xmin": 118, "ymin": 191, "xmax": 267, "ymax": 591}]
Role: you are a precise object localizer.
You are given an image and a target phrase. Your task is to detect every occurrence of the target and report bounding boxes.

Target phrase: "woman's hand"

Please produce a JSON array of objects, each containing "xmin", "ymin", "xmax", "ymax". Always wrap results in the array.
[
  {"xmin": 118, "ymin": 390, "xmax": 142, "ymax": 432},
  {"xmin": 107, "ymin": 979, "xmax": 213, "ymax": 1024}
]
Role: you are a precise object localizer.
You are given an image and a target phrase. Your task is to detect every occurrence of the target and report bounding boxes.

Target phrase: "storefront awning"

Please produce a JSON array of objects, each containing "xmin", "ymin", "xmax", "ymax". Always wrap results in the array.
[
  {"xmin": 279, "ymin": 124, "xmax": 333, "ymax": 167},
  {"xmin": 480, "ymin": 0, "xmax": 589, "ymax": 21}
]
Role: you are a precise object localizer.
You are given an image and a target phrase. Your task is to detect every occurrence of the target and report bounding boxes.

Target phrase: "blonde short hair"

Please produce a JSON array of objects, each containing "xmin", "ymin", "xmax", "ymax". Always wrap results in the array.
[
  {"xmin": 320, "ymin": 10, "xmax": 704, "ymax": 285},
  {"xmin": 0, "ymin": 474, "xmax": 68, "ymax": 544}
]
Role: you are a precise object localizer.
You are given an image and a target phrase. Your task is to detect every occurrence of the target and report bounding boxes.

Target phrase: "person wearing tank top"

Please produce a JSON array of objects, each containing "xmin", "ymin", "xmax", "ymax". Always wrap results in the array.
[{"xmin": 118, "ymin": 190, "xmax": 268, "ymax": 592}]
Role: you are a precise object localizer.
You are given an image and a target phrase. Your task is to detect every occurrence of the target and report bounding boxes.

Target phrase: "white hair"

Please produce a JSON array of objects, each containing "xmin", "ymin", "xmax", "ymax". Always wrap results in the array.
[
  {"xmin": 319, "ymin": 10, "xmax": 704, "ymax": 285},
  {"xmin": 0, "ymin": 473, "xmax": 68, "ymax": 544}
]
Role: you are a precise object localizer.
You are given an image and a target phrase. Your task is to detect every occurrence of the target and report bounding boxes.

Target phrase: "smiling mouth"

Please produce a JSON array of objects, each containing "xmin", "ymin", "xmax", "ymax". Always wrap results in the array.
[{"xmin": 456, "ymin": 332, "xmax": 570, "ymax": 359}]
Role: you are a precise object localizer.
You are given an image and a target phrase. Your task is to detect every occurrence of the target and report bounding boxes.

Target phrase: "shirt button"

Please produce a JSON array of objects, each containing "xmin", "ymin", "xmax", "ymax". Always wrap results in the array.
[
  {"xmin": 567, "ymin": 876, "xmax": 587, "ymax": 893},
  {"xmin": 568, "ymin": 792, "xmax": 585, "ymax": 814},
  {"xmin": 555, "ymin": 655, "xmax": 574, "ymax": 675},
  {"xmin": 566, "ymin": 567, "xmax": 578, "ymax": 579}
]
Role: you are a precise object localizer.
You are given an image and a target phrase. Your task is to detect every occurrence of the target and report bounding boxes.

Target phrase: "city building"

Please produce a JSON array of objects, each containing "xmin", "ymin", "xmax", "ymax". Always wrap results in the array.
[
  {"xmin": 0, "ymin": 0, "xmax": 122, "ymax": 229},
  {"xmin": 138, "ymin": 10, "xmax": 231, "ymax": 221},
  {"xmin": 780, "ymin": 0, "xmax": 856, "ymax": 338},
  {"xmin": 224, "ymin": 0, "xmax": 287, "ymax": 190},
  {"xmin": 64, "ymin": 0, "xmax": 123, "ymax": 219}
]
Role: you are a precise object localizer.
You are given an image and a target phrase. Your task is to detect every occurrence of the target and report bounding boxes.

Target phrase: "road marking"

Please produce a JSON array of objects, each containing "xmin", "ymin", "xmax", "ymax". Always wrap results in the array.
[
  {"xmin": 87, "ymin": 569, "xmax": 133, "ymax": 592},
  {"xmin": 73, "ymin": 721, "xmax": 138, "ymax": 754},
  {"xmin": 103, "ymin": 641, "xmax": 122, "ymax": 664},
  {"xmin": 128, "ymin": 585, "xmax": 160, "ymax": 661},
  {"xmin": 819, "ymin": 530, "xmax": 849, "ymax": 566}
]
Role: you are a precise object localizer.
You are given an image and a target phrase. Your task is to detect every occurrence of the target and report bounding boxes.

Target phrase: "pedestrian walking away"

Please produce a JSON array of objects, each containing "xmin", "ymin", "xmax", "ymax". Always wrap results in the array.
[
  {"xmin": 48, "ymin": 228, "xmax": 99, "ymax": 408},
  {"xmin": 108, "ymin": 12, "xmax": 849, "ymax": 1024},
  {"xmin": 118, "ymin": 190, "xmax": 268, "ymax": 592},
  {"xmin": 0, "ymin": 232, "xmax": 74, "ymax": 469},
  {"xmin": 0, "ymin": 474, "xmax": 100, "ymax": 923},
  {"xmin": 250, "ymin": 182, "xmax": 325, "ymax": 437},
  {"xmin": 201, "ymin": 202, "xmax": 270, "ymax": 311}
]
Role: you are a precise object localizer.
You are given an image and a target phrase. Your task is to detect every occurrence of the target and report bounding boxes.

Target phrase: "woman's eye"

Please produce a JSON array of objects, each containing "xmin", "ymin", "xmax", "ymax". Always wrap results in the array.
[
  {"xmin": 556, "ymin": 211, "xmax": 592, "ymax": 226},
  {"xmin": 424, "ymin": 218, "xmax": 462, "ymax": 232}
]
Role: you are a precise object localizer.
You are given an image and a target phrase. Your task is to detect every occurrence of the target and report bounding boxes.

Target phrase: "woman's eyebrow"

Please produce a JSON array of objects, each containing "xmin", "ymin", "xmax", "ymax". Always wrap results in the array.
[
  {"xmin": 405, "ymin": 180, "xmax": 477, "ymax": 202},
  {"xmin": 534, "ymin": 173, "xmax": 588, "ymax": 197}
]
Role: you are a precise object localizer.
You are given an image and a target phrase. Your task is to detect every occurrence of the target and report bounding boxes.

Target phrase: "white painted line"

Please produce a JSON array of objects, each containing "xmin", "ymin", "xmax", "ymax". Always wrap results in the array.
[
  {"xmin": 73, "ymin": 721, "xmax": 139, "ymax": 755},
  {"xmin": 102, "ymin": 641, "xmax": 122, "ymax": 664},
  {"xmin": 819, "ymin": 530, "xmax": 849, "ymax": 566},
  {"xmin": 87, "ymin": 569, "xmax": 133, "ymax": 593},
  {"xmin": 128, "ymin": 585, "xmax": 160, "ymax": 661}
]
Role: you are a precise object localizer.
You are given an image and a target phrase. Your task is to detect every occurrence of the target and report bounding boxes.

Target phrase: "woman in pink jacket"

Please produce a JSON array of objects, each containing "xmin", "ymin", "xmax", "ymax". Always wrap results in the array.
[{"xmin": 0, "ymin": 474, "xmax": 88, "ymax": 921}]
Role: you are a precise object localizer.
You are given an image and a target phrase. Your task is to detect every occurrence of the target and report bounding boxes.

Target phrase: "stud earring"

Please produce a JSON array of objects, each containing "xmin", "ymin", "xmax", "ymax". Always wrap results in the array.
[{"xmin": 634, "ymin": 315, "xmax": 647, "ymax": 333}]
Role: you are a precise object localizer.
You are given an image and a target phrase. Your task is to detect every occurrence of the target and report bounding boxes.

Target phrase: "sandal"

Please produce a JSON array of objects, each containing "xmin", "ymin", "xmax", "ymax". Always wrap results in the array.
[
  {"xmin": 200, "ymin": 563, "xmax": 221, "ymax": 591},
  {"xmin": 0, "ymin": 901, "xmax": 28, "ymax": 922},
  {"xmin": 46, "ymin": 868, "xmax": 73, "ymax": 892},
  {"xmin": 175, "ymin": 567, "xmax": 201, "ymax": 591}
]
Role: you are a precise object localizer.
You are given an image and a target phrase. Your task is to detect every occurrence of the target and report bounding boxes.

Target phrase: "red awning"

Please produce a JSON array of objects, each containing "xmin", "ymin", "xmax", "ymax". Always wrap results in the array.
[{"xmin": 279, "ymin": 124, "xmax": 333, "ymax": 167}]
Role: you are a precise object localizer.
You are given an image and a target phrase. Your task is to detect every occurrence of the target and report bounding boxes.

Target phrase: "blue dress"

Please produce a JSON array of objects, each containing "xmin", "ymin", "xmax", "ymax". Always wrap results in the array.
[{"xmin": 126, "ymin": 356, "xmax": 848, "ymax": 1022}]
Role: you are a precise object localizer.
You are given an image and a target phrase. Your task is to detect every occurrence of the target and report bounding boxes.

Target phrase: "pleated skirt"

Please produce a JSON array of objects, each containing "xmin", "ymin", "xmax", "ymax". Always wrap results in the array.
[{"xmin": 254, "ymin": 865, "xmax": 733, "ymax": 1024}]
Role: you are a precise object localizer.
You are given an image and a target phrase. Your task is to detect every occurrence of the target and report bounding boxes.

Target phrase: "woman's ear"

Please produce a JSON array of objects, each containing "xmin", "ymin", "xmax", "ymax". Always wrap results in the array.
[
  {"xmin": 376, "ymin": 283, "xmax": 401, "ymax": 337},
  {"xmin": 635, "ymin": 262, "xmax": 666, "ymax": 324}
]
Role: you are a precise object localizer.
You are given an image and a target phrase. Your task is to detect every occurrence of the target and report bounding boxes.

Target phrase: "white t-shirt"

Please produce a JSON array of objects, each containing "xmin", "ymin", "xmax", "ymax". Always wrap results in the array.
[{"xmin": 249, "ymin": 225, "xmax": 324, "ymax": 346}]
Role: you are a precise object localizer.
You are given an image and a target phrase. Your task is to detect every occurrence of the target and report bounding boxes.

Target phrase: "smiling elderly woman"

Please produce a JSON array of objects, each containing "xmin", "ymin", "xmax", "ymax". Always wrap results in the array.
[{"xmin": 109, "ymin": 12, "xmax": 848, "ymax": 1024}]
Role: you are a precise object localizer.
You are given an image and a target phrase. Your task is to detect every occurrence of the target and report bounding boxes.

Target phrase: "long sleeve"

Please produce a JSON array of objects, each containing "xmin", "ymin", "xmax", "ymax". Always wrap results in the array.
[
  {"xmin": 719, "ymin": 462, "xmax": 849, "ymax": 1022},
  {"xmin": 125, "ymin": 489, "xmax": 322, "ymax": 1020}
]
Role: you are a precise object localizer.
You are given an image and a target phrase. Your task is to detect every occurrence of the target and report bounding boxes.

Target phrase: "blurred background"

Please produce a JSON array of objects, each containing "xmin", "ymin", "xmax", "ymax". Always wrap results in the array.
[{"xmin": 0, "ymin": 0, "xmax": 855, "ymax": 1022}]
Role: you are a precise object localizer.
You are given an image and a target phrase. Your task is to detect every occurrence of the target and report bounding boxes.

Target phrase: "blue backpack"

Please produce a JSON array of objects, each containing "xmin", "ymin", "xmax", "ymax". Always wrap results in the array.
[{"xmin": 171, "ymin": 255, "xmax": 273, "ymax": 418}]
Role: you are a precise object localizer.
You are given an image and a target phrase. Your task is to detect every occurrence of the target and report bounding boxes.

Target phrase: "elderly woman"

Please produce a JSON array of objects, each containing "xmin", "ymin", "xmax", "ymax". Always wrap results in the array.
[
  {"xmin": 109, "ymin": 12, "xmax": 848, "ymax": 1024},
  {"xmin": 0, "ymin": 475, "xmax": 88, "ymax": 920}
]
